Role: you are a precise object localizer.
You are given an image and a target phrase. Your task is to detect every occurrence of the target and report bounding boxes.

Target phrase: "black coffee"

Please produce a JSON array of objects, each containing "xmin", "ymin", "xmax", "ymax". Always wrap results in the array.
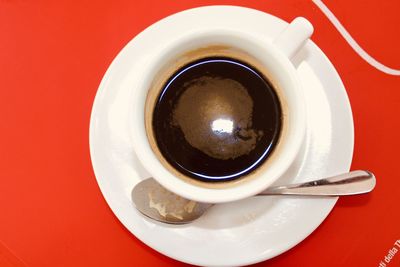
[{"xmin": 152, "ymin": 57, "xmax": 282, "ymax": 182}]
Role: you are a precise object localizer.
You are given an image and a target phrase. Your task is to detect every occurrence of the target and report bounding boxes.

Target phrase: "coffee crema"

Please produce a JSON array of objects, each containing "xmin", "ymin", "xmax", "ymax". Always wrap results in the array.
[{"xmin": 150, "ymin": 56, "xmax": 282, "ymax": 182}]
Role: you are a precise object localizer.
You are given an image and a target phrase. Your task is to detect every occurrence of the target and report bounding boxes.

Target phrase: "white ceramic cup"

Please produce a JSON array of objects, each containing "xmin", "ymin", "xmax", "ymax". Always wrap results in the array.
[{"xmin": 129, "ymin": 17, "xmax": 313, "ymax": 203}]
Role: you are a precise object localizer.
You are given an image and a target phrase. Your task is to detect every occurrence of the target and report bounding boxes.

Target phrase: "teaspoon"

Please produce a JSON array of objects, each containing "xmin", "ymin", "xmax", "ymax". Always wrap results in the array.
[{"xmin": 131, "ymin": 170, "xmax": 375, "ymax": 224}]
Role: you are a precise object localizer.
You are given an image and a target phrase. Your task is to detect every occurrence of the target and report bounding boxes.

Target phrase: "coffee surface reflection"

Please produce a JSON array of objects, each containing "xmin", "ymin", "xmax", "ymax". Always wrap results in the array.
[{"xmin": 152, "ymin": 57, "xmax": 282, "ymax": 182}]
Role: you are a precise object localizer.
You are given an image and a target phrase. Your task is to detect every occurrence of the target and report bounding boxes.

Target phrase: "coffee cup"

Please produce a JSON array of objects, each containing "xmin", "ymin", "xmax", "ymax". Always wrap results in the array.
[{"xmin": 129, "ymin": 17, "xmax": 313, "ymax": 203}]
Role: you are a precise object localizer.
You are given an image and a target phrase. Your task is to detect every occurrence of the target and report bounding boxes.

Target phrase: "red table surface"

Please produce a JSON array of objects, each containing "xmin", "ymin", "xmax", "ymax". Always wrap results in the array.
[{"xmin": 1, "ymin": 0, "xmax": 399, "ymax": 266}]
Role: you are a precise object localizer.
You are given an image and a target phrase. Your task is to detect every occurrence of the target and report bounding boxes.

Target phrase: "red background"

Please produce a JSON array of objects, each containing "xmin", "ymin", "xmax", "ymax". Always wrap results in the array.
[{"xmin": 1, "ymin": 0, "xmax": 399, "ymax": 266}]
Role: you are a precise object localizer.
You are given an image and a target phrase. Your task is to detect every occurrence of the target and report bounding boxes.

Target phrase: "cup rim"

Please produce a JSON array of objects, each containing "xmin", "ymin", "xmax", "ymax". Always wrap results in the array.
[{"xmin": 128, "ymin": 28, "xmax": 306, "ymax": 203}]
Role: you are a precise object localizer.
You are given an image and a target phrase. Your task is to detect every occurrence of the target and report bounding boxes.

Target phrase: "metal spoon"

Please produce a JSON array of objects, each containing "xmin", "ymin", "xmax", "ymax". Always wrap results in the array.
[{"xmin": 131, "ymin": 170, "xmax": 375, "ymax": 224}]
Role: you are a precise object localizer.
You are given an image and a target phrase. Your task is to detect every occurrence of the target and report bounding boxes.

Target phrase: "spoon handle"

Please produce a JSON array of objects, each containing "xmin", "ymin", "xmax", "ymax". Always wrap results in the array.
[{"xmin": 260, "ymin": 170, "xmax": 375, "ymax": 196}]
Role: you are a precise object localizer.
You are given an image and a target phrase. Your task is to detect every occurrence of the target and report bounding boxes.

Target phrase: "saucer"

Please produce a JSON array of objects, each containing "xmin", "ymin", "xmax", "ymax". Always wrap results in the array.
[{"xmin": 89, "ymin": 6, "xmax": 354, "ymax": 266}]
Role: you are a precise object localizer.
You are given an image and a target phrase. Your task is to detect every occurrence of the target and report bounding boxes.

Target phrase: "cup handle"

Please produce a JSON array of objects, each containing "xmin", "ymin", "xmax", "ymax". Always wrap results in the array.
[{"xmin": 273, "ymin": 17, "xmax": 314, "ymax": 59}]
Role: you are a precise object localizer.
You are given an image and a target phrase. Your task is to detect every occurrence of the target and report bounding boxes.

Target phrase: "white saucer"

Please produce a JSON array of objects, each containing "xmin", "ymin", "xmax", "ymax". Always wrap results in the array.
[{"xmin": 89, "ymin": 6, "xmax": 354, "ymax": 266}]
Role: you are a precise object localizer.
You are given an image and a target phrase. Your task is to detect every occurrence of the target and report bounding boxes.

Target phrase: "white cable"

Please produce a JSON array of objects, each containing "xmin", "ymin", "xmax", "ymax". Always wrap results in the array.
[{"xmin": 312, "ymin": 0, "xmax": 400, "ymax": 76}]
